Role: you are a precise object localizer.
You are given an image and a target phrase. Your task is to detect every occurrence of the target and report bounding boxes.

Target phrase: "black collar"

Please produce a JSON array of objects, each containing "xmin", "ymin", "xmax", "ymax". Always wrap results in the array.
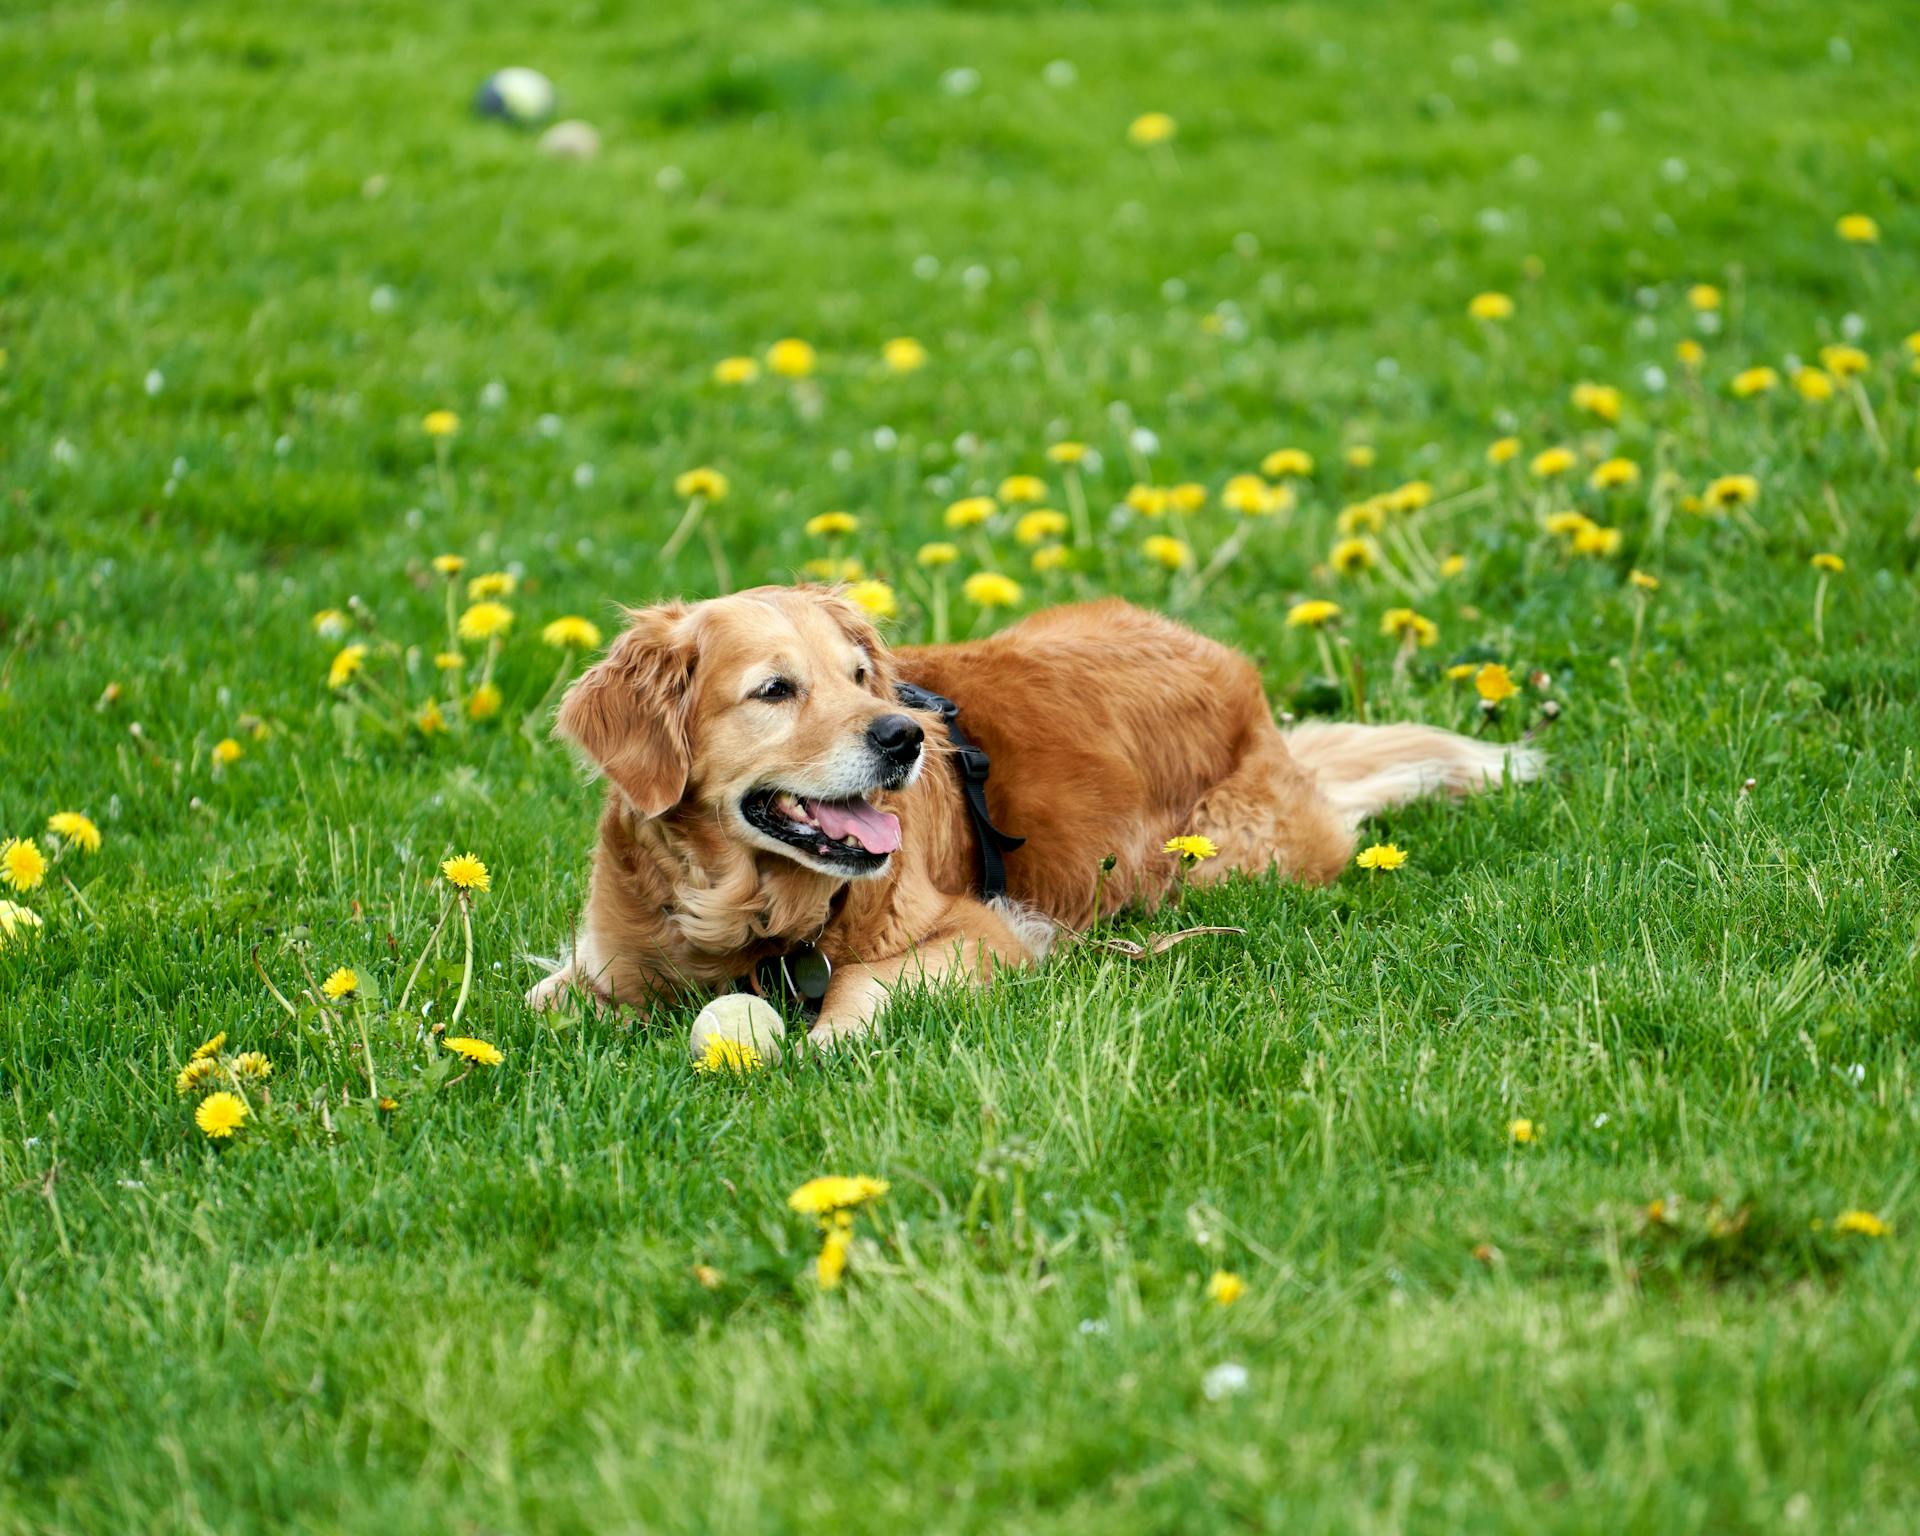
[{"xmin": 894, "ymin": 681, "xmax": 1025, "ymax": 900}]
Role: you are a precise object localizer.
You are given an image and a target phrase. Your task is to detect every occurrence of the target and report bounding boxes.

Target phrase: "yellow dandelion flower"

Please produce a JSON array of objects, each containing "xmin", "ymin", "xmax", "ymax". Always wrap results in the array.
[
  {"xmin": 431, "ymin": 553, "xmax": 467, "ymax": 576},
  {"xmin": 1529, "ymin": 446, "xmax": 1576, "ymax": 478},
  {"xmin": 1508, "ymin": 1118, "xmax": 1538, "ymax": 1144},
  {"xmin": 916, "ymin": 541, "xmax": 959, "ymax": 567},
  {"xmin": 0, "ymin": 900, "xmax": 45, "ymax": 946},
  {"xmin": 1704, "ymin": 474, "xmax": 1759, "ymax": 510},
  {"xmin": 192, "ymin": 1031, "xmax": 227, "ymax": 1060},
  {"xmin": 320, "ymin": 967, "xmax": 359, "ymax": 1001},
  {"xmin": 196, "ymin": 1092, "xmax": 249, "ymax": 1139},
  {"xmin": 457, "ymin": 602, "xmax": 514, "ymax": 641},
  {"xmin": 1345, "ymin": 444, "xmax": 1376, "ymax": 469},
  {"xmin": 1141, "ymin": 535, "xmax": 1191, "ymax": 571},
  {"xmin": 1222, "ymin": 473, "xmax": 1274, "ymax": 516},
  {"xmin": 944, "ymin": 495, "xmax": 996, "ymax": 529},
  {"xmin": 1205, "ymin": 1270, "xmax": 1247, "ymax": 1306},
  {"xmin": 1439, "ymin": 554, "xmax": 1467, "ymax": 578},
  {"xmin": 1545, "ymin": 510, "xmax": 1597, "ymax": 538},
  {"xmin": 998, "ymin": 474, "xmax": 1047, "ymax": 504},
  {"xmin": 466, "ymin": 682, "xmax": 502, "ymax": 721},
  {"xmin": 1676, "ymin": 338, "xmax": 1705, "ymax": 368},
  {"xmin": 1127, "ymin": 112, "xmax": 1177, "ymax": 146},
  {"xmin": 674, "ymin": 466, "xmax": 729, "ymax": 501},
  {"xmin": 1163, "ymin": 834, "xmax": 1218, "ymax": 864},
  {"xmin": 1169, "ymin": 482, "xmax": 1207, "ymax": 513},
  {"xmin": 466, "ymin": 570, "xmax": 517, "ymax": 599},
  {"xmin": 1630, "ymin": 569, "xmax": 1661, "ymax": 591},
  {"xmin": 1731, "ymin": 366, "xmax": 1779, "ymax": 398},
  {"xmin": 1330, "ymin": 537, "xmax": 1376, "ymax": 574},
  {"xmin": 1468, "ymin": 291, "xmax": 1515, "ymax": 322},
  {"xmin": 1355, "ymin": 842, "xmax": 1407, "ymax": 871},
  {"xmin": 311, "ymin": 607, "xmax": 348, "ymax": 639},
  {"xmin": 1285, "ymin": 599, "xmax": 1341, "ymax": 628},
  {"xmin": 435, "ymin": 651, "xmax": 465, "ymax": 671},
  {"xmin": 1015, "ymin": 509, "xmax": 1070, "ymax": 545},
  {"xmin": 1126, "ymin": 484, "xmax": 1170, "ymax": 517},
  {"xmin": 1811, "ymin": 552, "xmax": 1845, "ymax": 573},
  {"xmin": 787, "ymin": 1175, "xmax": 890, "ymax": 1215},
  {"xmin": 416, "ymin": 699, "xmax": 447, "ymax": 734},
  {"xmin": 962, "ymin": 571, "xmax": 1022, "ymax": 608},
  {"xmin": 844, "ymin": 580, "xmax": 899, "ymax": 620},
  {"xmin": 1336, "ymin": 498, "xmax": 1387, "ymax": 536},
  {"xmin": 1380, "ymin": 609, "xmax": 1438, "ymax": 646},
  {"xmin": 1387, "ymin": 480, "xmax": 1433, "ymax": 513},
  {"xmin": 1819, "ymin": 344, "xmax": 1869, "ymax": 379},
  {"xmin": 1573, "ymin": 524, "xmax": 1623, "ymax": 557},
  {"xmin": 767, "ymin": 338, "xmax": 817, "ymax": 377},
  {"xmin": 694, "ymin": 1036, "xmax": 765, "ymax": 1075},
  {"xmin": 712, "ymin": 355, "xmax": 759, "ymax": 385},
  {"xmin": 1045, "ymin": 441, "xmax": 1088, "ymax": 465},
  {"xmin": 2, "ymin": 838, "xmax": 47, "ymax": 892},
  {"xmin": 542, "ymin": 615, "xmax": 603, "ymax": 650},
  {"xmin": 174, "ymin": 1056, "xmax": 220, "ymax": 1096},
  {"xmin": 805, "ymin": 511, "xmax": 859, "ymax": 537},
  {"xmin": 1687, "ymin": 283, "xmax": 1722, "ymax": 311},
  {"xmin": 1588, "ymin": 457, "xmax": 1640, "ymax": 492},
  {"xmin": 328, "ymin": 644, "xmax": 368, "ymax": 689},
  {"xmin": 441, "ymin": 853, "xmax": 491, "ymax": 892},
  {"xmin": 1572, "ymin": 381, "xmax": 1623, "ymax": 423},
  {"xmin": 1445, "ymin": 662, "xmax": 1478, "ymax": 681},
  {"xmin": 1474, "ymin": 663, "xmax": 1519, "ymax": 705},
  {"xmin": 1835, "ymin": 214, "xmax": 1880, "ymax": 244},
  {"xmin": 233, "ymin": 1051, "xmax": 273, "ymax": 1082},
  {"xmin": 444, "ymin": 1036, "xmax": 504, "ymax": 1066},
  {"xmin": 882, "ymin": 337, "xmax": 927, "ymax": 373},
  {"xmin": 1261, "ymin": 448, "xmax": 1315, "ymax": 479},
  {"xmin": 1486, "ymin": 436, "xmax": 1522, "ymax": 466},
  {"xmin": 47, "ymin": 812, "xmax": 101, "ymax": 854},
  {"xmin": 1794, "ymin": 367, "xmax": 1835, "ymax": 402},
  {"xmin": 1031, "ymin": 544, "xmax": 1071, "ymax": 573},
  {"xmin": 1832, "ymin": 1209, "xmax": 1890, "ymax": 1237},
  {"xmin": 422, "ymin": 410, "xmax": 460, "ymax": 438}
]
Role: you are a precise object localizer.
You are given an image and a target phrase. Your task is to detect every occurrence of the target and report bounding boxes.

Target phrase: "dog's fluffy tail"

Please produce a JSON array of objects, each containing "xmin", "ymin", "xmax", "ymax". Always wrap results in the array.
[{"xmin": 1284, "ymin": 721, "xmax": 1542, "ymax": 829}]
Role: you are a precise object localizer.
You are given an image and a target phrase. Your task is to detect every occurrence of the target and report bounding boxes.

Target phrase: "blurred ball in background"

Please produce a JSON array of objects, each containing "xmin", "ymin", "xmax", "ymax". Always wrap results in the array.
[{"xmin": 473, "ymin": 67, "xmax": 556, "ymax": 126}]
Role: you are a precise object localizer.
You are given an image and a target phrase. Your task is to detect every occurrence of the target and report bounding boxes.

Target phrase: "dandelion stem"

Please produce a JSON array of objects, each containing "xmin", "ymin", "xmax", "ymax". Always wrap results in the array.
[
  {"xmin": 450, "ymin": 893, "xmax": 475, "ymax": 1030},
  {"xmin": 1847, "ymin": 379, "xmax": 1888, "ymax": 461},
  {"xmin": 59, "ymin": 873, "xmax": 99, "ymax": 926},
  {"xmin": 660, "ymin": 494, "xmax": 706, "ymax": 563},
  {"xmin": 434, "ymin": 438, "xmax": 457, "ymax": 516},
  {"xmin": 1813, "ymin": 573, "xmax": 1829, "ymax": 649},
  {"xmin": 931, "ymin": 572, "xmax": 949, "ymax": 646},
  {"xmin": 1064, "ymin": 468, "xmax": 1092, "ymax": 549},
  {"xmin": 702, "ymin": 520, "xmax": 731, "ymax": 594},
  {"xmin": 397, "ymin": 894, "xmax": 455, "ymax": 1015},
  {"xmin": 252, "ymin": 946, "xmax": 300, "ymax": 1019}
]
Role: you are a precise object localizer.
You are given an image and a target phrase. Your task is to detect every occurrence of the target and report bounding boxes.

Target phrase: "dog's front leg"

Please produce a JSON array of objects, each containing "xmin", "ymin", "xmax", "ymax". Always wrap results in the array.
[{"xmin": 809, "ymin": 897, "xmax": 1038, "ymax": 1047}]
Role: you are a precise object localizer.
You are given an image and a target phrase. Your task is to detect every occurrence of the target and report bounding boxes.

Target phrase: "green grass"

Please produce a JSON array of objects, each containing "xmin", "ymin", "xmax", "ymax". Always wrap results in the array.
[{"xmin": 5, "ymin": 0, "xmax": 1920, "ymax": 1530}]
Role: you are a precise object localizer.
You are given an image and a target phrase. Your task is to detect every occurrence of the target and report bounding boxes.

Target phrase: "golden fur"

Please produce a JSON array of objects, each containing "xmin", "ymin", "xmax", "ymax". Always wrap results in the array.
[{"xmin": 530, "ymin": 587, "xmax": 1538, "ymax": 1042}]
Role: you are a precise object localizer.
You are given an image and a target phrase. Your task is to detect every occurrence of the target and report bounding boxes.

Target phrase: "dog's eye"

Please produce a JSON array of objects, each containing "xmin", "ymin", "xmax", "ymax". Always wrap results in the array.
[
  {"xmin": 853, "ymin": 665, "xmax": 868, "ymax": 686},
  {"xmin": 754, "ymin": 677, "xmax": 796, "ymax": 702}
]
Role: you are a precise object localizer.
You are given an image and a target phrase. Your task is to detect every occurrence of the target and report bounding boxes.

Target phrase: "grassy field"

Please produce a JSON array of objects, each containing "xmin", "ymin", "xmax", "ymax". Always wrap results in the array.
[{"xmin": 5, "ymin": 0, "xmax": 1920, "ymax": 1530}]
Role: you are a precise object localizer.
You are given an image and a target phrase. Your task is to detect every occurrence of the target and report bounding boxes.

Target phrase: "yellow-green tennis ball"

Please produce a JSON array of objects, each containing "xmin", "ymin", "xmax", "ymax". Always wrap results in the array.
[
  {"xmin": 474, "ymin": 68, "xmax": 556, "ymax": 127},
  {"xmin": 689, "ymin": 993, "xmax": 786, "ymax": 1069}
]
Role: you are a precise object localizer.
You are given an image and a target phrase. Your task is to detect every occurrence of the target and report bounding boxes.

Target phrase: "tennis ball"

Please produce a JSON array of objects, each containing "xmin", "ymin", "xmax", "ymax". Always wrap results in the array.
[
  {"xmin": 474, "ymin": 68, "xmax": 556, "ymax": 127},
  {"xmin": 689, "ymin": 993, "xmax": 787, "ymax": 1068}
]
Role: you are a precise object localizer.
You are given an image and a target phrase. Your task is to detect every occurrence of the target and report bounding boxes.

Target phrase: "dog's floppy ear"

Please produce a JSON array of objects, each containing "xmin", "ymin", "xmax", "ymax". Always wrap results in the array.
[{"xmin": 553, "ymin": 603, "xmax": 698, "ymax": 818}]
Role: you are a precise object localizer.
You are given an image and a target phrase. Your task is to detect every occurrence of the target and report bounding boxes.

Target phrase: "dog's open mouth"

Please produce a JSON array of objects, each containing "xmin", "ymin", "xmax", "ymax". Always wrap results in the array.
[{"xmin": 741, "ymin": 789, "xmax": 901, "ymax": 870}]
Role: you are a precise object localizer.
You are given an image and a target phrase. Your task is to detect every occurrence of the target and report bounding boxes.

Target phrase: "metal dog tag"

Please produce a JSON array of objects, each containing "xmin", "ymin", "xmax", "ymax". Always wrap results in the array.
[{"xmin": 785, "ymin": 944, "xmax": 833, "ymax": 1001}]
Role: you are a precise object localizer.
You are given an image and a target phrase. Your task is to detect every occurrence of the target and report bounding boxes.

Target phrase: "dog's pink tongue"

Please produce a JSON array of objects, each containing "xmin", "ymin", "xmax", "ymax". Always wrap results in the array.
[{"xmin": 807, "ymin": 798, "xmax": 901, "ymax": 854}]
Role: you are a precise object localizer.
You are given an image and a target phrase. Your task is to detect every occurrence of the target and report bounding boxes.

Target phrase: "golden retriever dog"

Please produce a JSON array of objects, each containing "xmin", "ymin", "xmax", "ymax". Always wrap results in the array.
[{"xmin": 528, "ymin": 586, "xmax": 1538, "ymax": 1043}]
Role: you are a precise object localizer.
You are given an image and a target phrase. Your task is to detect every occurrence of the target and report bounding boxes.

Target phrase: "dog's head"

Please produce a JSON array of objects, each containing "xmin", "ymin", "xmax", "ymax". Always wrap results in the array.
[{"xmin": 554, "ymin": 586, "xmax": 923, "ymax": 879}]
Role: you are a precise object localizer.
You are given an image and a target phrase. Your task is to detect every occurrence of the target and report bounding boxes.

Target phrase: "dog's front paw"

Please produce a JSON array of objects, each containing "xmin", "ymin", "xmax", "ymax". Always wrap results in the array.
[{"xmin": 525, "ymin": 969, "xmax": 577, "ymax": 1011}]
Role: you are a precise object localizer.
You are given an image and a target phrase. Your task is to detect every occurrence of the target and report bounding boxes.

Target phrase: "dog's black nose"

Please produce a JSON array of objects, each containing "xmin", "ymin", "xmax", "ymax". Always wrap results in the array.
[{"xmin": 867, "ymin": 712, "xmax": 924, "ymax": 763}]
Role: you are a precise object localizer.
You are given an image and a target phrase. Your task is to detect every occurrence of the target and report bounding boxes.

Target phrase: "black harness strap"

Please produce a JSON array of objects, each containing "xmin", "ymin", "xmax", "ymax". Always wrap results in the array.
[{"xmin": 894, "ymin": 682, "xmax": 1025, "ymax": 900}]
